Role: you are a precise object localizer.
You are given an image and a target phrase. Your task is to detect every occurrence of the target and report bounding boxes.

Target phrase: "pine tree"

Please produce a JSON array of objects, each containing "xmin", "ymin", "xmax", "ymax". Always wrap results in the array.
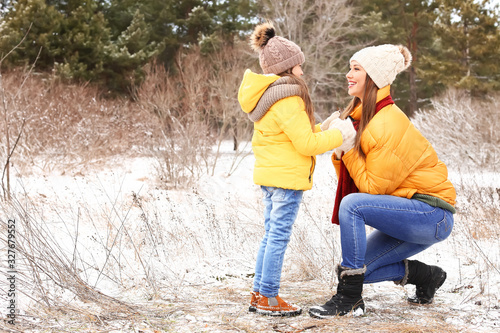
[
  {"xmin": 433, "ymin": 0, "xmax": 500, "ymax": 96},
  {"xmin": 103, "ymin": 9, "xmax": 162, "ymax": 92},
  {"xmin": 0, "ymin": 0, "xmax": 14, "ymax": 14},
  {"xmin": 0, "ymin": 0, "xmax": 64, "ymax": 69},
  {"xmin": 107, "ymin": 0, "xmax": 257, "ymax": 68},
  {"xmin": 0, "ymin": 0, "xmax": 165, "ymax": 93},
  {"xmin": 0, "ymin": 0, "xmax": 257, "ymax": 93},
  {"xmin": 54, "ymin": 1, "xmax": 111, "ymax": 82},
  {"xmin": 354, "ymin": 0, "xmax": 440, "ymax": 116}
]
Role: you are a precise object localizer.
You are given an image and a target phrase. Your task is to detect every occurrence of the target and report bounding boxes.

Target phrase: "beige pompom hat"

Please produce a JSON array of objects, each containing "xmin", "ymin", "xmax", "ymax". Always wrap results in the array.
[
  {"xmin": 350, "ymin": 44, "xmax": 412, "ymax": 89},
  {"xmin": 250, "ymin": 22, "xmax": 305, "ymax": 75}
]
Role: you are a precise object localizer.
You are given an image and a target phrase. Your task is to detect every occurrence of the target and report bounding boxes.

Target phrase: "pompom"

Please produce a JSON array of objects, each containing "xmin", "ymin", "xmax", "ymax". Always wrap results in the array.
[
  {"xmin": 398, "ymin": 45, "xmax": 412, "ymax": 70},
  {"xmin": 250, "ymin": 22, "xmax": 275, "ymax": 52}
]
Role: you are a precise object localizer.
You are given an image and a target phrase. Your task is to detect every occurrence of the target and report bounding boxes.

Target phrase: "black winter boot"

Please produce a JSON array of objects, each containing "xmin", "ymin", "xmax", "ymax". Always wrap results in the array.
[
  {"xmin": 309, "ymin": 265, "xmax": 366, "ymax": 318},
  {"xmin": 405, "ymin": 260, "xmax": 447, "ymax": 304}
]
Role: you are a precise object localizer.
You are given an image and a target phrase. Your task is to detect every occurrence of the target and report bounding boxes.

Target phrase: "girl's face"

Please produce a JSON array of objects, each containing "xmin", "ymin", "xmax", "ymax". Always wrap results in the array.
[
  {"xmin": 346, "ymin": 60, "xmax": 367, "ymax": 100},
  {"xmin": 292, "ymin": 64, "xmax": 303, "ymax": 77}
]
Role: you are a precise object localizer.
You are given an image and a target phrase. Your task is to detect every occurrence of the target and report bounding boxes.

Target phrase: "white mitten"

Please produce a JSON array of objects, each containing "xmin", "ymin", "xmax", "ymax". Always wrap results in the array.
[
  {"xmin": 329, "ymin": 118, "xmax": 356, "ymax": 158},
  {"xmin": 320, "ymin": 111, "xmax": 340, "ymax": 131}
]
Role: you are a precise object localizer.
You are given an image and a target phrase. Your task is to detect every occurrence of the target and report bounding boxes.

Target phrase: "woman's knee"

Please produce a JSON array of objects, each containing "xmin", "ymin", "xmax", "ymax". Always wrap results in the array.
[{"xmin": 339, "ymin": 193, "xmax": 370, "ymax": 219}]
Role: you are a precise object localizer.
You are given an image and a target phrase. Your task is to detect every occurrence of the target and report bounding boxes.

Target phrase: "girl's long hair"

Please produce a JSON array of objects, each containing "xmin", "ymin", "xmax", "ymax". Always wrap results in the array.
[
  {"xmin": 340, "ymin": 74, "xmax": 379, "ymax": 159},
  {"xmin": 278, "ymin": 70, "xmax": 315, "ymax": 130}
]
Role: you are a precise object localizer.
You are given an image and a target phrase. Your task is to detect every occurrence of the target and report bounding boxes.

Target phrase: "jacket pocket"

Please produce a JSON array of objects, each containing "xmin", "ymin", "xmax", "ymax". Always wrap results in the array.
[{"xmin": 435, "ymin": 210, "xmax": 453, "ymax": 241}]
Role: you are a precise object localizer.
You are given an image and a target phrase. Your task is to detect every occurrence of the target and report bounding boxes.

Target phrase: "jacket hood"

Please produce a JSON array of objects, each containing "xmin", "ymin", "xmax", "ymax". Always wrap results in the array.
[{"xmin": 238, "ymin": 69, "xmax": 280, "ymax": 113}]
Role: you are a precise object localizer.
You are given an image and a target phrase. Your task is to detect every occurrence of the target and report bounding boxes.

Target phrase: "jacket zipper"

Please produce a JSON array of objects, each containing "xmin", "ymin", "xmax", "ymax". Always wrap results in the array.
[{"xmin": 309, "ymin": 156, "xmax": 316, "ymax": 183}]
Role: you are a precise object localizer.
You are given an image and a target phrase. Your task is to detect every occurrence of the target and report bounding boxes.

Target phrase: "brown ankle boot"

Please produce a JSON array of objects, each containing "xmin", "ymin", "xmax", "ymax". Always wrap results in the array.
[
  {"xmin": 256, "ymin": 295, "xmax": 302, "ymax": 317},
  {"xmin": 249, "ymin": 291, "xmax": 260, "ymax": 312}
]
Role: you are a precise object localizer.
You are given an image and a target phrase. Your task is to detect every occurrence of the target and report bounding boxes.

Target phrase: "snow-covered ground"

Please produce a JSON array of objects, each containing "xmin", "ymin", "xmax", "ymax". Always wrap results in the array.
[{"xmin": 1, "ymin": 142, "xmax": 499, "ymax": 332}]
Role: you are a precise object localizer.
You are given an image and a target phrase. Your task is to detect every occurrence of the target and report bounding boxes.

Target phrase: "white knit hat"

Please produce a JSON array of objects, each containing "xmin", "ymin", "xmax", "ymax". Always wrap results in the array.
[{"xmin": 350, "ymin": 44, "xmax": 412, "ymax": 89}]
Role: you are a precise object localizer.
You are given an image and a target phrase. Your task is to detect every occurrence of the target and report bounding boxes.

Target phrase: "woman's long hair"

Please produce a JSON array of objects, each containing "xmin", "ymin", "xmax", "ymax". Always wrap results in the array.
[
  {"xmin": 340, "ymin": 75, "xmax": 379, "ymax": 159},
  {"xmin": 279, "ymin": 70, "xmax": 315, "ymax": 131}
]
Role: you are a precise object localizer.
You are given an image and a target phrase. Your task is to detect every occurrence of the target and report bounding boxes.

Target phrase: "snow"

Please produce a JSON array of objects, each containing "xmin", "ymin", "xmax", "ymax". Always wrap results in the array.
[{"xmin": 1, "ymin": 141, "xmax": 499, "ymax": 332}]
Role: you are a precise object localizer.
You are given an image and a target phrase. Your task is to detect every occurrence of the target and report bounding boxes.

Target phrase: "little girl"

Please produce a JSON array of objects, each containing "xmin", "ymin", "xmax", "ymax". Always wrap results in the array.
[{"xmin": 238, "ymin": 22, "xmax": 355, "ymax": 317}]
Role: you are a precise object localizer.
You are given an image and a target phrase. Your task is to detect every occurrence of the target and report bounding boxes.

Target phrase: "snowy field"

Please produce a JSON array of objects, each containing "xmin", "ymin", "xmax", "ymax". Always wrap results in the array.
[{"xmin": 1, "ymin": 141, "xmax": 499, "ymax": 332}]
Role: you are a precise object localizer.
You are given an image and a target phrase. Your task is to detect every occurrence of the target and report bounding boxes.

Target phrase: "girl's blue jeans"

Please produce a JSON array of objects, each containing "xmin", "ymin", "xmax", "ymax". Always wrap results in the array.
[
  {"xmin": 253, "ymin": 186, "xmax": 303, "ymax": 297},
  {"xmin": 339, "ymin": 193, "xmax": 454, "ymax": 283}
]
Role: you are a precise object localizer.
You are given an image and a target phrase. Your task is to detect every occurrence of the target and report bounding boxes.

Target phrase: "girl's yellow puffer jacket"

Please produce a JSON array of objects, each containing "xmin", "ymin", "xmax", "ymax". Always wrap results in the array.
[
  {"xmin": 238, "ymin": 69, "xmax": 343, "ymax": 190},
  {"xmin": 333, "ymin": 86, "xmax": 456, "ymax": 205}
]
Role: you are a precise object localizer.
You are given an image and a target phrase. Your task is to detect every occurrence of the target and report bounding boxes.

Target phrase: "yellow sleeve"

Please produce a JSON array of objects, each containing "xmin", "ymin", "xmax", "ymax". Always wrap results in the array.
[{"xmin": 276, "ymin": 97, "xmax": 343, "ymax": 156}]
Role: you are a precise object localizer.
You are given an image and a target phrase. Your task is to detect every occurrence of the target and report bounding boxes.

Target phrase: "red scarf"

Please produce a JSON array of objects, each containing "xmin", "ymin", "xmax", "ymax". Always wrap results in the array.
[{"xmin": 331, "ymin": 95, "xmax": 394, "ymax": 224}]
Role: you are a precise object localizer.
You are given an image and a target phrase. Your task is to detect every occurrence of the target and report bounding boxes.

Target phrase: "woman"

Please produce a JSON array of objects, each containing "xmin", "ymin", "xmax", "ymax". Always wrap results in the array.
[
  {"xmin": 309, "ymin": 44, "xmax": 456, "ymax": 318},
  {"xmin": 238, "ymin": 22, "xmax": 355, "ymax": 317}
]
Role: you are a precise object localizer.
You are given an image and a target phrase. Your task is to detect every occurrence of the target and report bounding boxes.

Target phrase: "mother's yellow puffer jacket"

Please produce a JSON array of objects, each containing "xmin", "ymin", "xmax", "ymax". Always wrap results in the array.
[
  {"xmin": 334, "ymin": 86, "xmax": 456, "ymax": 205},
  {"xmin": 238, "ymin": 69, "xmax": 343, "ymax": 190}
]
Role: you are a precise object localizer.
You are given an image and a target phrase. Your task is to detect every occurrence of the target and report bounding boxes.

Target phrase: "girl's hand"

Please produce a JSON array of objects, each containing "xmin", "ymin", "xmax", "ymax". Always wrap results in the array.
[
  {"xmin": 329, "ymin": 118, "xmax": 356, "ymax": 157},
  {"xmin": 320, "ymin": 111, "xmax": 340, "ymax": 131}
]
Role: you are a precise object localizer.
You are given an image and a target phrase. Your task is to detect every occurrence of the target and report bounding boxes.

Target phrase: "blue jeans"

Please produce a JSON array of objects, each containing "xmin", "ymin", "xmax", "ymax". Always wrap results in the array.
[
  {"xmin": 253, "ymin": 186, "xmax": 303, "ymax": 297},
  {"xmin": 338, "ymin": 193, "xmax": 454, "ymax": 283}
]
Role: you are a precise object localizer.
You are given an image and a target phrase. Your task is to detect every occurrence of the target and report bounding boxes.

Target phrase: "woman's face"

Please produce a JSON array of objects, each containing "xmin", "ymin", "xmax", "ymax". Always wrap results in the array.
[
  {"xmin": 292, "ymin": 64, "xmax": 303, "ymax": 77},
  {"xmin": 346, "ymin": 60, "xmax": 367, "ymax": 100}
]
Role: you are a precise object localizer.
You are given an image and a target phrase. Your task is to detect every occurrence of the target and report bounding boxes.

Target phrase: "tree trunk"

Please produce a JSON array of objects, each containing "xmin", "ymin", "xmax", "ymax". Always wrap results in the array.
[{"xmin": 409, "ymin": 66, "xmax": 417, "ymax": 117}]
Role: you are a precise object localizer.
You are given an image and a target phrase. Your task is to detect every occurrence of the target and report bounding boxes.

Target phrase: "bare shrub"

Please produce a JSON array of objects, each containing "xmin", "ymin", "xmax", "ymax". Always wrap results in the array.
[
  {"xmin": 0, "ymin": 69, "xmax": 160, "ymax": 175},
  {"xmin": 413, "ymin": 90, "xmax": 500, "ymax": 291},
  {"xmin": 205, "ymin": 43, "xmax": 254, "ymax": 176},
  {"xmin": 134, "ymin": 58, "xmax": 214, "ymax": 188},
  {"xmin": 0, "ymin": 43, "xmax": 254, "ymax": 188},
  {"xmin": 1, "ymin": 66, "xmax": 32, "ymax": 200},
  {"xmin": 412, "ymin": 89, "xmax": 500, "ymax": 171},
  {"xmin": 135, "ymin": 43, "xmax": 254, "ymax": 188}
]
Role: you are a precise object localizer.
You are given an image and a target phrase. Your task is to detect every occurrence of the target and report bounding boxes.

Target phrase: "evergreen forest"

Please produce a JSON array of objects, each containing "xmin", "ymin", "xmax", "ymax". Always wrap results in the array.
[{"xmin": 1, "ymin": 0, "xmax": 499, "ymax": 116}]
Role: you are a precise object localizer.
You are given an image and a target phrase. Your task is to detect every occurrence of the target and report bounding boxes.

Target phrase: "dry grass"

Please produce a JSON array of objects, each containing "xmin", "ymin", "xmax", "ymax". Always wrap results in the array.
[{"xmin": 0, "ymin": 69, "xmax": 161, "ymax": 175}]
